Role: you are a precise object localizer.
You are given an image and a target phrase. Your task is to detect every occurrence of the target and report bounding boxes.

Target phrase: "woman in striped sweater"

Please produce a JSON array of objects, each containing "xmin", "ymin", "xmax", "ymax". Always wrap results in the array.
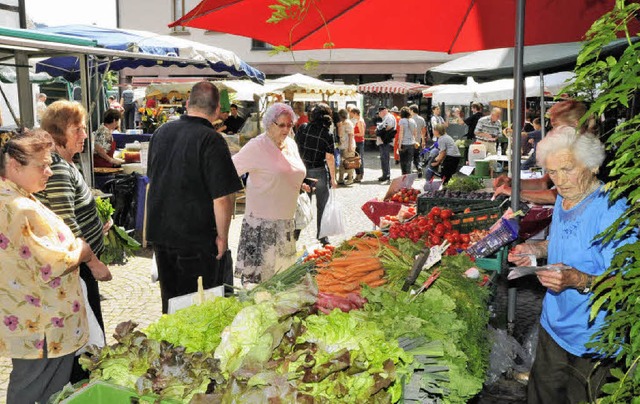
[{"xmin": 34, "ymin": 101, "xmax": 112, "ymax": 380}]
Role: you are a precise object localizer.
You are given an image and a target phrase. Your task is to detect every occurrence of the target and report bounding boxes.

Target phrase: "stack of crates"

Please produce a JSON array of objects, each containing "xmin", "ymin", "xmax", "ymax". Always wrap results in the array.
[{"xmin": 417, "ymin": 195, "xmax": 509, "ymax": 273}]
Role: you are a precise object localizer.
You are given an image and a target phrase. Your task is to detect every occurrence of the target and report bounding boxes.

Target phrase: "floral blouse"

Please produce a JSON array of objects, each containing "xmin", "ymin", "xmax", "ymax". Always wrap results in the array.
[
  {"xmin": 0, "ymin": 177, "xmax": 87, "ymax": 359},
  {"xmin": 93, "ymin": 124, "xmax": 112, "ymax": 153}
]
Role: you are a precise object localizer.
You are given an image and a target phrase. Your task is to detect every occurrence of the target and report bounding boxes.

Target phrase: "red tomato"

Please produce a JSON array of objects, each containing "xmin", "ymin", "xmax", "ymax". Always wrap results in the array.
[
  {"xmin": 430, "ymin": 235, "xmax": 442, "ymax": 245},
  {"xmin": 440, "ymin": 209, "xmax": 453, "ymax": 220},
  {"xmin": 430, "ymin": 207, "xmax": 442, "ymax": 216},
  {"xmin": 434, "ymin": 223, "xmax": 446, "ymax": 237},
  {"xmin": 443, "ymin": 221, "xmax": 453, "ymax": 231},
  {"xmin": 460, "ymin": 234, "xmax": 471, "ymax": 244}
]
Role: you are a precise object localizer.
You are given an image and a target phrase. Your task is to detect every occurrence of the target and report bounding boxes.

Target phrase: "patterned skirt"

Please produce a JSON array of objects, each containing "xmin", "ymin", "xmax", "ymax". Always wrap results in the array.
[{"xmin": 235, "ymin": 213, "xmax": 296, "ymax": 284}]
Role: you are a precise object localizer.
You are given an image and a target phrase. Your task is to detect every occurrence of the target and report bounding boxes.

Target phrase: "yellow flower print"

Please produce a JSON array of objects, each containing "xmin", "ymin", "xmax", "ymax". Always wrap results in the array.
[
  {"xmin": 25, "ymin": 319, "xmax": 39, "ymax": 333},
  {"xmin": 49, "ymin": 341, "xmax": 62, "ymax": 355}
]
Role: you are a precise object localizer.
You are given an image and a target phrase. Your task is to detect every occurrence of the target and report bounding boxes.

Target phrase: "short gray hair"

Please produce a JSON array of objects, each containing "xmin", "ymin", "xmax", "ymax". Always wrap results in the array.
[
  {"xmin": 536, "ymin": 125, "xmax": 605, "ymax": 170},
  {"xmin": 262, "ymin": 103, "xmax": 296, "ymax": 129}
]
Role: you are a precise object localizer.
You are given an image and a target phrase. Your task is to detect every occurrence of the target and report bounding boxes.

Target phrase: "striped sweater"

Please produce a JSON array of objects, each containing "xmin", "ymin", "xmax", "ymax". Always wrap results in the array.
[{"xmin": 34, "ymin": 152, "xmax": 104, "ymax": 255}]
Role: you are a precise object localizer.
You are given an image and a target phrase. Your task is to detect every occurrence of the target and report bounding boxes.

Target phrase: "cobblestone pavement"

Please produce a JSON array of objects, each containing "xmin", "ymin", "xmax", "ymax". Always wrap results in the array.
[{"xmin": 0, "ymin": 147, "xmax": 413, "ymax": 402}]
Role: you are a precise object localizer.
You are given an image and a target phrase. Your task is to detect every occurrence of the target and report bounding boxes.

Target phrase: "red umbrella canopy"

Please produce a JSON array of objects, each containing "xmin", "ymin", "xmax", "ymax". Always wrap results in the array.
[{"xmin": 171, "ymin": 0, "xmax": 631, "ymax": 53}]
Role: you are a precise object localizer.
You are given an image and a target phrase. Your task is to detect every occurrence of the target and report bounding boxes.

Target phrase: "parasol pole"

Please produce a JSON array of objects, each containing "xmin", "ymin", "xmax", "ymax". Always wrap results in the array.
[
  {"xmin": 507, "ymin": 0, "xmax": 526, "ymax": 336},
  {"xmin": 539, "ymin": 71, "xmax": 546, "ymax": 138}
]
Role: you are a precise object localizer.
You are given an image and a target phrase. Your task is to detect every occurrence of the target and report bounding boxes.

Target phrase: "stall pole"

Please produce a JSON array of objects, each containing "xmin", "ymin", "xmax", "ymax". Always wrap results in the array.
[
  {"xmin": 539, "ymin": 71, "xmax": 547, "ymax": 138},
  {"xmin": 15, "ymin": 51, "xmax": 33, "ymax": 128},
  {"xmin": 507, "ymin": 0, "xmax": 526, "ymax": 336}
]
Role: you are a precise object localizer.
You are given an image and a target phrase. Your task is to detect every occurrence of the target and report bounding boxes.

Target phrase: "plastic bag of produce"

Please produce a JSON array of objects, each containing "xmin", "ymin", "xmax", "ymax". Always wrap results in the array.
[{"xmin": 319, "ymin": 189, "xmax": 345, "ymax": 238}]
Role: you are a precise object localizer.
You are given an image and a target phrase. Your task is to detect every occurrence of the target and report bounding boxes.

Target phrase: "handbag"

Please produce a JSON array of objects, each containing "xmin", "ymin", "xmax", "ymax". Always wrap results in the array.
[{"xmin": 342, "ymin": 152, "xmax": 361, "ymax": 170}]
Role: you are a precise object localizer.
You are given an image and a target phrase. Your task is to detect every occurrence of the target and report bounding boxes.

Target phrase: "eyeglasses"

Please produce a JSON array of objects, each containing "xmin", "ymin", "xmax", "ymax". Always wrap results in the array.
[{"xmin": 273, "ymin": 122, "xmax": 294, "ymax": 129}]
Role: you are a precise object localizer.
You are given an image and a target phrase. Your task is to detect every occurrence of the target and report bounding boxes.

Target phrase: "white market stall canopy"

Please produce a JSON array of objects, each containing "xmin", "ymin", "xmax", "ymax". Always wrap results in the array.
[
  {"xmin": 426, "ymin": 72, "xmax": 575, "ymax": 104},
  {"xmin": 358, "ymin": 80, "xmax": 429, "ymax": 95},
  {"xmin": 269, "ymin": 73, "xmax": 357, "ymax": 97},
  {"xmin": 138, "ymin": 73, "xmax": 359, "ymax": 102}
]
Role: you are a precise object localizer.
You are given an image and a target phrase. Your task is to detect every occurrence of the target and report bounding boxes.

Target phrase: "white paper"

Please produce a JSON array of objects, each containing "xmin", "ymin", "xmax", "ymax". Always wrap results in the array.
[{"xmin": 459, "ymin": 165, "xmax": 475, "ymax": 176}]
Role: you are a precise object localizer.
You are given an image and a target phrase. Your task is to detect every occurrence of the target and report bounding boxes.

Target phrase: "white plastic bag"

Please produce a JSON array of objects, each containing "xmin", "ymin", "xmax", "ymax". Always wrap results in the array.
[
  {"xmin": 319, "ymin": 189, "xmax": 345, "ymax": 238},
  {"xmin": 151, "ymin": 252, "xmax": 159, "ymax": 282},
  {"xmin": 76, "ymin": 279, "xmax": 106, "ymax": 355},
  {"xmin": 294, "ymin": 192, "xmax": 313, "ymax": 230}
]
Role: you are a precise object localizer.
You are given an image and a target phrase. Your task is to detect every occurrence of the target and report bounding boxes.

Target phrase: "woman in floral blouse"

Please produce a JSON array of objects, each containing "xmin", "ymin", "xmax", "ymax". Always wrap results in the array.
[{"xmin": 0, "ymin": 129, "xmax": 111, "ymax": 403}]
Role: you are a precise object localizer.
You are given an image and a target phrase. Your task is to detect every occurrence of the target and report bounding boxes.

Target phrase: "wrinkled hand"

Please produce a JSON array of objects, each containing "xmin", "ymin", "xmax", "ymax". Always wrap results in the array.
[
  {"xmin": 537, "ymin": 265, "xmax": 581, "ymax": 293},
  {"xmin": 215, "ymin": 236, "xmax": 228, "ymax": 260},
  {"xmin": 88, "ymin": 258, "xmax": 112, "ymax": 281},
  {"xmin": 507, "ymin": 244, "xmax": 539, "ymax": 266},
  {"xmin": 102, "ymin": 218, "xmax": 113, "ymax": 236},
  {"xmin": 492, "ymin": 184, "xmax": 512, "ymax": 199},
  {"xmin": 493, "ymin": 175, "xmax": 511, "ymax": 189},
  {"xmin": 301, "ymin": 183, "xmax": 311, "ymax": 193},
  {"xmin": 331, "ymin": 179, "xmax": 338, "ymax": 189}
]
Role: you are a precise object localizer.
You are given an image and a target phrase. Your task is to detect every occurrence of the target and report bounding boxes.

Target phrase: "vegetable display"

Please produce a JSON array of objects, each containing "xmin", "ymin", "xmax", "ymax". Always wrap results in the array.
[
  {"xmin": 81, "ymin": 204, "xmax": 494, "ymax": 403},
  {"xmin": 95, "ymin": 197, "xmax": 141, "ymax": 265}
]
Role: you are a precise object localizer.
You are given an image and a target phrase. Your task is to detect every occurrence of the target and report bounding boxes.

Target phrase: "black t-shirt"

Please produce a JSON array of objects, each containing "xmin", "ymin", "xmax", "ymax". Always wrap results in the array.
[
  {"xmin": 295, "ymin": 122, "xmax": 335, "ymax": 170},
  {"xmin": 464, "ymin": 112, "xmax": 484, "ymax": 139},
  {"xmin": 224, "ymin": 115, "xmax": 245, "ymax": 134},
  {"xmin": 146, "ymin": 115, "xmax": 243, "ymax": 250}
]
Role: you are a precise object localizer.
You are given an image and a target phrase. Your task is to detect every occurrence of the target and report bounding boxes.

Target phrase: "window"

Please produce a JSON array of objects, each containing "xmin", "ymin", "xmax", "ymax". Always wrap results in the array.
[
  {"xmin": 172, "ymin": 0, "xmax": 187, "ymax": 33},
  {"xmin": 251, "ymin": 39, "xmax": 274, "ymax": 51}
]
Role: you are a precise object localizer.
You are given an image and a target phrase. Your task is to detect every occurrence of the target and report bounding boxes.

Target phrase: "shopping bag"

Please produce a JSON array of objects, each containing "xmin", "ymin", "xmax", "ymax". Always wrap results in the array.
[
  {"xmin": 77, "ymin": 279, "xmax": 106, "ymax": 355},
  {"xmin": 150, "ymin": 252, "xmax": 158, "ymax": 282},
  {"xmin": 319, "ymin": 189, "xmax": 345, "ymax": 238},
  {"xmin": 294, "ymin": 192, "xmax": 313, "ymax": 230}
]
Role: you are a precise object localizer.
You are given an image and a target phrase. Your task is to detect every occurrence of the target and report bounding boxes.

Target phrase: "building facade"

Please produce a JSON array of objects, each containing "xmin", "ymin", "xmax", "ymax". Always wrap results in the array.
[{"xmin": 116, "ymin": 0, "xmax": 456, "ymax": 84}]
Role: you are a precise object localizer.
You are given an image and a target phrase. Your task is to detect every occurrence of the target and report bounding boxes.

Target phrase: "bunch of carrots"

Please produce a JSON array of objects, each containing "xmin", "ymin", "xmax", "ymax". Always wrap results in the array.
[{"xmin": 315, "ymin": 237, "xmax": 388, "ymax": 297}]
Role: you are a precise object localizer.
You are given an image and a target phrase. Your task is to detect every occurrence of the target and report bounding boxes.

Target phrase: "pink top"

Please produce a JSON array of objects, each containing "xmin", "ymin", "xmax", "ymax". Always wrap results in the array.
[{"xmin": 233, "ymin": 134, "xmax": 306, "ymax": 220}]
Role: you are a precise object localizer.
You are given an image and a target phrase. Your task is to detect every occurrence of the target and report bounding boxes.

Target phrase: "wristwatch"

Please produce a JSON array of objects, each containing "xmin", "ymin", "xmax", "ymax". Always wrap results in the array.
[{"xmin": 579, "ymin": 274, "xmax": 594, "ymax": 294}]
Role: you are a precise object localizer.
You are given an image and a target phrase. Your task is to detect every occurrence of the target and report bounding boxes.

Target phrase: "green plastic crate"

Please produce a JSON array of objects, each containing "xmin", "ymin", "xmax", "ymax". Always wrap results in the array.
[
  {"xmin": 475, "ymin": 246, "xmax": 507, "ymax": 273},
  {"xmin": 61, "ymin": 381, "xmax": 178, "ymax": 404}
]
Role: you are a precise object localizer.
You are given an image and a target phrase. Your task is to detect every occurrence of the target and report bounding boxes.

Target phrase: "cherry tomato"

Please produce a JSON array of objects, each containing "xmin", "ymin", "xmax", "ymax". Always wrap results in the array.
[{"xmin": 440, "ymin": 209, "xmax": 454, "ymax": 220}]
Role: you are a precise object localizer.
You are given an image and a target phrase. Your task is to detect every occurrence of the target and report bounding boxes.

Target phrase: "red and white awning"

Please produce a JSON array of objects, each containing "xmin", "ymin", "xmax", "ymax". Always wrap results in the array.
[{"xmin": 358, "ymin": 80, "xmax": 429, "ymax": 95}]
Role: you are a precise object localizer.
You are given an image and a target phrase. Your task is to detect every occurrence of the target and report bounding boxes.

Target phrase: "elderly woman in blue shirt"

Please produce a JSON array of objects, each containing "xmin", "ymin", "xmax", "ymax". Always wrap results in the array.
[{"xmin": 508, "ymin": 125, "xmax": 636, "ymax": 403}]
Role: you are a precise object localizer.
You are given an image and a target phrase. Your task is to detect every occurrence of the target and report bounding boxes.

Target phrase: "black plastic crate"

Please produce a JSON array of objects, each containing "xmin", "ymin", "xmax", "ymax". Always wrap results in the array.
[{"xmin": 417, "ymin": 195, "xmax": 500, "ymax": 215}]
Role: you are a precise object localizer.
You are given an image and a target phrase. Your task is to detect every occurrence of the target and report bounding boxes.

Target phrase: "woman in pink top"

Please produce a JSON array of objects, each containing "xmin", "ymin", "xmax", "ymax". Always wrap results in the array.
[{"xmin": 232, "ymin": 103, "xmax": 307, "ymax": 286}]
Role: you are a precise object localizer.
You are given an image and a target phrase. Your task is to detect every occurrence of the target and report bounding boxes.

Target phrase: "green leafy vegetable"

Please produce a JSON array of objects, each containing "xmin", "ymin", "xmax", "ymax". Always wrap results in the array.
[
  {"xmin": 145, "ymin": 297, "xmax": 250, "ymax": 353},
  {"xmin": 95, "ymin": 197, "xmax": 141, "ymax": 265}
]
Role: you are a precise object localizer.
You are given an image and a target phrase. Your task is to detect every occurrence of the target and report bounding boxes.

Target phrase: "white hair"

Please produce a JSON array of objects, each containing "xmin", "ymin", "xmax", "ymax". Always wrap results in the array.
[
  {"xmin": 536, "ymin": 125, "xmax": 605, "ymax": 170},
  {"xmin": 262, "ymin": 103, "xmax": 296, "ymax": 129}
]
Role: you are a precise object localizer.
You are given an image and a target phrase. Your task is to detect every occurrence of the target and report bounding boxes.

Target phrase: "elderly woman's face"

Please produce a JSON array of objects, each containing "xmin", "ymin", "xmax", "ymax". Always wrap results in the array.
[
  {"xmin": 13, "ymin": 149, "xmax": 53, "ymax": 194},
  {"xmin": 63, "ymin": 121, "xmax": 88, "ymax": 155},
  {"xmin": 270, "ymin": 113, "xmax": 293, "ymax": 141},
  {"xmin": 545, "ymin": 149, "xmax": 595, "ymax": 201}
]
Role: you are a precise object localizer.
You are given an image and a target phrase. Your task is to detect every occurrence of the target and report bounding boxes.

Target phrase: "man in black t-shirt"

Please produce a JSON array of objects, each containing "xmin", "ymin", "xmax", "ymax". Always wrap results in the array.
[
  {"xmin": 224, "ymin": 104, "xmax": 246, "ymax": 134},
  {"xmin": 147, "ymin": 81, "xmax": 243, "ymax": 313}
]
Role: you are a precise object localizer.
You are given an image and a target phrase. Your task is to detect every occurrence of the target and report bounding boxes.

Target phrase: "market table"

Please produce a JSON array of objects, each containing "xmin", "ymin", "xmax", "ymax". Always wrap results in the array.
[{"xmin": 113, "ymin": 132, "xmax": 152, "ymax": 149}]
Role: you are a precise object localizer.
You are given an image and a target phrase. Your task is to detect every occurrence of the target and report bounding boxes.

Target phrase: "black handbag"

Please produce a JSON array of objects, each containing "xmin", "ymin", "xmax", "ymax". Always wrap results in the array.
[{"xmin": 214, "ymin": 249, "xmax": 235, "ymax": 296}]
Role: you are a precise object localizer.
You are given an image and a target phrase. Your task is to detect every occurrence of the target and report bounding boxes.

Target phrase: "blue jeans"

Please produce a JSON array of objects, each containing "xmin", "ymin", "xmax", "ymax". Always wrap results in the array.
[
  {"xmin": 355, "ymin": 141, "xmax": 365, "ymax": 176},
  {"xmin": 379, "ymin": 143, "xmax": 391, "ymax": 178}
]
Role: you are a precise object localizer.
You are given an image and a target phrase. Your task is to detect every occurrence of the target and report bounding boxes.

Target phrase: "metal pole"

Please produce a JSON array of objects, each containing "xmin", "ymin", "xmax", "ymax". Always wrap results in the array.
[
  {"xmin": 507, "ymin": 0, "xmax": 526, "ymax": 335},
  {"xmin": 539, "ymin": 71, "xmax": 546, "ymax": 138},
  {"xmin": 15, "ymin": 51, "xmax": 33, "ymax": 128},
  {"xmin": 78, "ymin": 54, "xmax": 95, "ymax": 187}
]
